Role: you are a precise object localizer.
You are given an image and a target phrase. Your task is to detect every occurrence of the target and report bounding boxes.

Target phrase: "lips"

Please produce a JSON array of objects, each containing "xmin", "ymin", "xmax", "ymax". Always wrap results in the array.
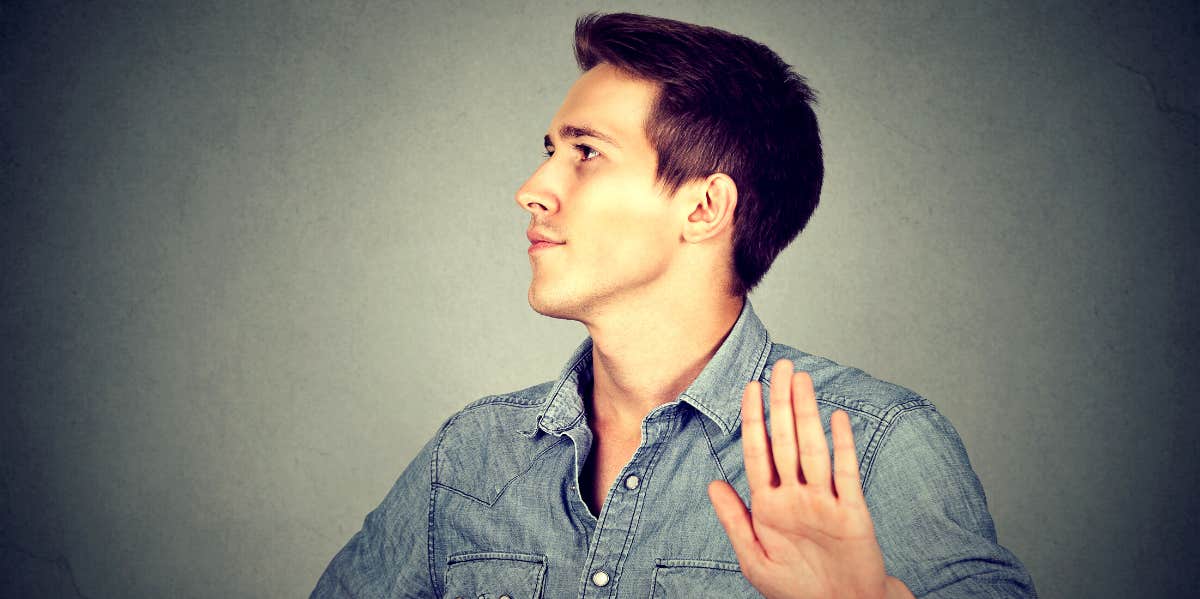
[
  {"xmin": 526, "ymin": 229, "xmax": 565, "ymax": 255},
  {"xmin": 528, "ymin": 241, "xmax": 561, "ymax": 253},
  {"xmin": 526, "ymin": 229, "xmax": 564, "ymax": 245}
]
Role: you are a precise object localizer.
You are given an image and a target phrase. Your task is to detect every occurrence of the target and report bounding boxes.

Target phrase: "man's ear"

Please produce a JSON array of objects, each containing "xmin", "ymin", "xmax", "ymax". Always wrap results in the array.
[{"xmin": 681, "ymin": 173, "xmax": 738, "ymax": 244}]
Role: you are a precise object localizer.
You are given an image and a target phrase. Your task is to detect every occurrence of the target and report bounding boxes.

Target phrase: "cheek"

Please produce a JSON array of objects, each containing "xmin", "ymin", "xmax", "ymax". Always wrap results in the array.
[
  {"xmin": 566, "ymin": 172, "xmax": 677, "ymax": 262},
  {"xmin": 587, "ymin": 203, "xmax": 675, "ymax": 260}
]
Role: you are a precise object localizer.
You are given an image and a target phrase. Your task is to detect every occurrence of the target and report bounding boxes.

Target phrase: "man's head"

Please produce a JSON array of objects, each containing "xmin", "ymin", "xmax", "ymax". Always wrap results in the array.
[{"xmin": 517, "ymin": 13, "xmax": 822, "ymax": 319}]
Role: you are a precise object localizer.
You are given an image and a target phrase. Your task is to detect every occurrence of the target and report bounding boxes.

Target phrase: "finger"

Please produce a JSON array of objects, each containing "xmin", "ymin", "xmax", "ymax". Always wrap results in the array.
[
  {"xmin": 740, "ymin": 381, "xmax": 777, "ymax": 489},
  {"xmin": 830, "ymin": 409, "xmax": 865, "ymax": 504},
  {"xmin": 769, "ymin": 360, "xmax": 800, "ymax": 485},
  {"xmin": 707, "ymin": 480, "xmax": 766, "ymax": 565},
  {"xmin": 792, "ymin": 371, "xmax": 831, "ymax": 491}
]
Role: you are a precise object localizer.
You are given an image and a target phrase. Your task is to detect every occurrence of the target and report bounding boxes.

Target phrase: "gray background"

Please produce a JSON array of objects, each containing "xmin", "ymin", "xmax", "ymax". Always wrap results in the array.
[{"xmin": 2, "ymin": 1, "xmax": 1196, "ymax": 597}]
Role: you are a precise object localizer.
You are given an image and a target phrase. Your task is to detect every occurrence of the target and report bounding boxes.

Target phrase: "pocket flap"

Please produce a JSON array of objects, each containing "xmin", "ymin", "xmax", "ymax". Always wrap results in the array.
[
  {"xmin": 650, "ymin": 559, "xmax": 760, "ymax": 597},
  {"xmin": 444, "ymin": 551, "xmax": 546, "ymax": 599}
]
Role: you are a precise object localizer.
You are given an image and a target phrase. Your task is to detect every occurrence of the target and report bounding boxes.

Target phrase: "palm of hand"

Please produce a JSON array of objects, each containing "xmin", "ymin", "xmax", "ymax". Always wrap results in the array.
[
  {"xmin": 744, "ymin": 474, "xmax": 885, "ymax": 598},
  {"xmin": 707, "ymin": 360, "xmax": 892, "ymax": 599}
]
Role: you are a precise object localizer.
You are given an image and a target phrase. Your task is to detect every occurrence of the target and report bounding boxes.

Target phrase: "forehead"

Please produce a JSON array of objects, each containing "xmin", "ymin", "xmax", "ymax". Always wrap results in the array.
[{"xmin": 550, "ymin": 63, "xmax": 658, "ymax": 149}]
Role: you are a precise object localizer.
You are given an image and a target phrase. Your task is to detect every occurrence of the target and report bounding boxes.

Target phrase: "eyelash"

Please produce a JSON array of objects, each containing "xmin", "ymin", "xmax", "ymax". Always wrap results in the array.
[{"xmin": 543, "ymin": 144, "xmax": 600, "ymax": 162}]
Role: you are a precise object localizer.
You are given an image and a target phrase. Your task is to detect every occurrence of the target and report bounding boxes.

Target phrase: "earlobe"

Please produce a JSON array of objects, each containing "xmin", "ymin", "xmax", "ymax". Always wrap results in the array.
[{"xmin": 682, "ymin": 174, "xmax": 738, "ymax": 243}]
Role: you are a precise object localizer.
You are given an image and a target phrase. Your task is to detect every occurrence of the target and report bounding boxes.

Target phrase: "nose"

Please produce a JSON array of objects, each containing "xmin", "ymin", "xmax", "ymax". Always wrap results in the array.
[{"xmin": 514, "ymin": 163, "xmax": 560, "ymax": 216}]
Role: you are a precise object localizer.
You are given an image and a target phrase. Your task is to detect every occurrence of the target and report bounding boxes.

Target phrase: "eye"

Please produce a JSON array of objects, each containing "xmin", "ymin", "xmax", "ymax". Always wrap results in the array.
[
  {"xmin": 575, "ymin": 144, "xmax": 599, "ymax": 161},
  {"xmin": 542, "ymin": 143, "xmax": 600, "ymax": 162}
]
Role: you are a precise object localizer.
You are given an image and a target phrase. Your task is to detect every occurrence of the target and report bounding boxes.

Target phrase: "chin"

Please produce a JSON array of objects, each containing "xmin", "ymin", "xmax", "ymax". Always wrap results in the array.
[{"xmin": 527, "ymin": 284, "xmax": 581, "ymax": 322}]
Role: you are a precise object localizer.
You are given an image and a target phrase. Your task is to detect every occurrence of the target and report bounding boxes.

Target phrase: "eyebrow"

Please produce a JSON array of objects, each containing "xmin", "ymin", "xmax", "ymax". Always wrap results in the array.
[{"xmin": 545, "ymin": 124, "xmax": 621, "ymax": 149}]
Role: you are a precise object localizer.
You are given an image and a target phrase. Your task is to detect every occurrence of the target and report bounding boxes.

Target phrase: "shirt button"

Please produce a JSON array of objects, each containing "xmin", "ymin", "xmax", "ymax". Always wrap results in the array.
[
  {"xmin": 592, "ymin": 569, "xmax": 611, "ymax": 587},
  {"xmin": 624, "ymin": 475, "xmax": 640, "ymax": 490}
]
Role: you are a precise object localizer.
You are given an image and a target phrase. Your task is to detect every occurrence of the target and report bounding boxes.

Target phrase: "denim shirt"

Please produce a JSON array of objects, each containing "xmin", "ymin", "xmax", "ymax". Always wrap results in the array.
[{"xmin": 312, "ymin": 300, "xmax": 1036, "ymax": 598}]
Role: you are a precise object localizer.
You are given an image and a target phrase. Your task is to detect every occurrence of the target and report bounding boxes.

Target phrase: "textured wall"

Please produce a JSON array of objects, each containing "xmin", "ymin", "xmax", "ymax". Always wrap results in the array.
[{"xmin": 2, "ymin": 1, "xmax": 1196, "ymax": 597}]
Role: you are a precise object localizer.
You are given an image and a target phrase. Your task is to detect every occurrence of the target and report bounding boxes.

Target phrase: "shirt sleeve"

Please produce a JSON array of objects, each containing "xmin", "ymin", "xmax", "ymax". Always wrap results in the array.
[
  {"xmin": 310, "ymin": 432, "xmax": 439, "ymax": 599},
  {"xmin": 862, "ymin": 405, "xmax": 1037, "ymax": 598}
]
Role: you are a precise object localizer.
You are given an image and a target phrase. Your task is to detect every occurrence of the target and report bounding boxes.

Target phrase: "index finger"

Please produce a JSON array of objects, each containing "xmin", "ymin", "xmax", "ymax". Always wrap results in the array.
[{"xmin": 740, "ymin": 380, "xmax": 778, "ymax": 490}]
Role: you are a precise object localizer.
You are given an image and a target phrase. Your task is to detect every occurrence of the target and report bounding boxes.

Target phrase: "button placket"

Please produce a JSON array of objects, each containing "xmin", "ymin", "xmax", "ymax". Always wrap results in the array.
[{"xmin": 580, "ymin": 409, "xmax": 676, "ymax": 597}]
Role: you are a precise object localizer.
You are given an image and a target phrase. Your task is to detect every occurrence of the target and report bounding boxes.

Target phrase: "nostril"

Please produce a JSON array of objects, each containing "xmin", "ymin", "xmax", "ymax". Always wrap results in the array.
[{"xmin": 517, "ymin": 192, "xmax": 553, "ymax": 213}]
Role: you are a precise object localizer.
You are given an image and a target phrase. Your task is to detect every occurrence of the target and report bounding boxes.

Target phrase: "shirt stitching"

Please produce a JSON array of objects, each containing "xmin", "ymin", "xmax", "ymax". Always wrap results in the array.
[
  {"xmin": 859, "ymin": 399, "xmax": 931, "ymax": 492},
  {"xmin": 609, "ymin": 408, "xmax": 679, "ymax": 598},
  {"xmin": 680, "ymin": 315, "xmax": 772, "ymax": 434},
  {"xmin": 539, "ymin": 341, "xmax": 593, "ymax": 433},
  {"xmin": 699, "ymin": 415, "xmax": 730, "ymax": 483},
  {"xmin": 428, "ymin": 411, "xmax": 464, "ymax": 597}
]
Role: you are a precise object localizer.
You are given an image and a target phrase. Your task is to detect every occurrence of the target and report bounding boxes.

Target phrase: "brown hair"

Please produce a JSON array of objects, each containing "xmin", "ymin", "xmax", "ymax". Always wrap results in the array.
[{"xmin": 574, "ymin": 13, "xmax": 823, "ymax": 294}]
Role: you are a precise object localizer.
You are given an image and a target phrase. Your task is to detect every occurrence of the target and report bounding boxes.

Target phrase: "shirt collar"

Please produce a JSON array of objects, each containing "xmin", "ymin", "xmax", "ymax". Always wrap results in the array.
[
  {"xmin": 533, "ymin": 298, "xmax": 771, "ymax": 436},
  {"xmin": 533, "ymin": 337, "xmax": 593, "ymax": 435}
]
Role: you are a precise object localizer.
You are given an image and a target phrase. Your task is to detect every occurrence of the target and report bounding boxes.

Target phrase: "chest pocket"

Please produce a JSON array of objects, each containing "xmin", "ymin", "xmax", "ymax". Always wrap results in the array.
[
  {"xmin": 649, "ymin": 559, "xmax": 762, "ymax": 598},
  {"xmin": 443, "ymin": 551, "xmax": 546, "ymax": 599}
]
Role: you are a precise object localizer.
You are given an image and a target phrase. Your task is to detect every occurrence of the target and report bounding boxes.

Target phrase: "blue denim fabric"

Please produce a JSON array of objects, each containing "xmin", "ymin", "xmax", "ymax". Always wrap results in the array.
[{"xmin": 312, "ymin": 300, "xmax": 1036, "ymax": 598}]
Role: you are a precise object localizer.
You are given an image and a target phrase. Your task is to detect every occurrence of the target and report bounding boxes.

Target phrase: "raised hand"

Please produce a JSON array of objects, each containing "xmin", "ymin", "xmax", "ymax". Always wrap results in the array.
[{"xmin": 707, "ymin": 360, "xmax": 913, "ymax": 599}]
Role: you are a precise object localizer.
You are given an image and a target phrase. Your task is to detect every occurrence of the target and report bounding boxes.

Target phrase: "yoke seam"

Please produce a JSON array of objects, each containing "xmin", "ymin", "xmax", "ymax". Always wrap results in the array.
[{"xmin": 428, "ymin": 408, "xmax": 470, "ymax": 597}]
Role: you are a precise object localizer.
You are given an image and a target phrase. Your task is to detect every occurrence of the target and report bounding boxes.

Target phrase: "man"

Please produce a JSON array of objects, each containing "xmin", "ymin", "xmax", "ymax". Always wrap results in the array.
[{"xmin": 313, "ymin": 12, "xmax": 1035, "ymax": 598}]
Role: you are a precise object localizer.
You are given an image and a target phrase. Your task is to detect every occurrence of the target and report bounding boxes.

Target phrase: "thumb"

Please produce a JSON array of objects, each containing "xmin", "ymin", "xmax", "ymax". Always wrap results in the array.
[{"xmin": 707, "ymin": 480, "xmax": 763, "ymax": 563}]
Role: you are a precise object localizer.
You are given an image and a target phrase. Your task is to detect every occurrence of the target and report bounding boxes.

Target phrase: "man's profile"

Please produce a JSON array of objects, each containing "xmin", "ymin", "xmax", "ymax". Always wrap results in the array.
[{"xmin": 312, "ymin": 12, "xmax": 1034, "ymax": 598}]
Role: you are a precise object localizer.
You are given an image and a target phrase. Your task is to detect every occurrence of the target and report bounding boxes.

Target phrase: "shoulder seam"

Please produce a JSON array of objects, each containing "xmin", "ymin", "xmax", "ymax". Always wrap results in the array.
[
  {"xmin": 859, "ymin": 398, "xmax": 932, "ymax": 491},
  {"xmin": 459, "ymin": 387, "xmax": 554, "ymax": 411}
]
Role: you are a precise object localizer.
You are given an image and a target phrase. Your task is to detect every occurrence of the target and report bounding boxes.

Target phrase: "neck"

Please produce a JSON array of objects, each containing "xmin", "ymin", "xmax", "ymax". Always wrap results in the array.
[{"xmin": 583, "ymin": 291, "xmax": 744, "ymax": 428}]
